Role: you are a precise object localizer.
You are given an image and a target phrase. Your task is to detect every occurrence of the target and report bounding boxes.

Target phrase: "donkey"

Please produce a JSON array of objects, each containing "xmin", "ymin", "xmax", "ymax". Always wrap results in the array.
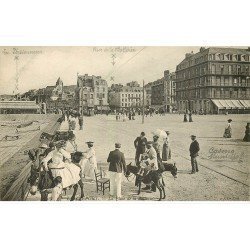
[
  {"xmin": 125, "ymin": 160, "xmax": 177, "ymax": 201},
  {"xmin": 27, "ymin": 150, "xmax": 84, "ymax": 201}
]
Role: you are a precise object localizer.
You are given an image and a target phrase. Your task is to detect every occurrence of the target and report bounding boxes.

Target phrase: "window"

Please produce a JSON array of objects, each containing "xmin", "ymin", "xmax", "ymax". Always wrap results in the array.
[
  {"xmin": 228, "ymin": 65, "xmax": 232, "ymax": 74},
  {"xmin": 212, "ymin": 65, "xmax": 216, "ymax": 74},
  {"xmin": 220, "ymin": 65, "xmax": 224, "ymax": 74},
  {"xmin": 238, "ymin": 55, "xmax": 242, "ymax": 61},
  {"xmin": 216, "ymin": 76, "xmax": 221, "ymax": 84},
  {"xmin": 225, "ymin": 76, "xmax": 229, "ymax": 85},
  {"xmin": 103, "ymin": 88, "xmax": 105, "ymax": 92},
  {"xmin": 221, "ymin": 54, "xmax": 224, "ymax": 60},
  {"xmin": 237, "ymin": 66, "xmax": 241, "ymax": 75}
]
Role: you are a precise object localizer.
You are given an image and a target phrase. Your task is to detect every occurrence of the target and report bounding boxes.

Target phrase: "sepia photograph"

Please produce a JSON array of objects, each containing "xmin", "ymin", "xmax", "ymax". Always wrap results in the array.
[
  {"xmin": 0, "ymin": 46, "xmax": 249, "ymax": 202},
  {"xmin": 1, "ymin": 2, "xmax": 250, "ymax": 250}
]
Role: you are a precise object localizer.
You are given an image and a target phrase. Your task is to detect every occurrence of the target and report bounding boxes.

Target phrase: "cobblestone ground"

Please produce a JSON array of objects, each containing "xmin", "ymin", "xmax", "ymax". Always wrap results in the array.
[{"xmin": 27, "ymin": 114, "xmax": 250, "ymax": 201}]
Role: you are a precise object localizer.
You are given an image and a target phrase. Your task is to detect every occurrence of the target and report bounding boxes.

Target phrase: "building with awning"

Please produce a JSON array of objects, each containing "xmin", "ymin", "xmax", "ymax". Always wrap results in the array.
[
  {"xmin": 0, "ymin": 101, "xmax": 40, "ymax": 114},
  {"xmin": 175, "ymin": 47, "xmax": 250, "ymax": 114},
  {"xmin": 211, "ymin": 99, "xmax": 250, "ymax": 114}
]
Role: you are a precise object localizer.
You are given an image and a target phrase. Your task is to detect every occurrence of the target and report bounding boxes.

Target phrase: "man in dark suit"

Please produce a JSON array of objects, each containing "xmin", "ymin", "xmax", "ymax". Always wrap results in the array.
[
  {"xmin": 107, "ymin": 143, "xmax": 126, "ymax": 199},
  {"xmin": 134, "ymin": 132, "xmax": 147, "ymax": 165},
  {"xmin": 189, "ymin": 135, "xmax": 200, "ymax": 174}
]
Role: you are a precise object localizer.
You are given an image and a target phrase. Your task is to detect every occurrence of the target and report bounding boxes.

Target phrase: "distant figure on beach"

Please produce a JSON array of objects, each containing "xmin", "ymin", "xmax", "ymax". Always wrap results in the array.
[
  {"xmin": 189, "ymin": 135, "xmax": 200, "ymax": 174},
  {"xmin": 189, "ymin": 113, "xmax": 193, "ymax": 122},
  {"xmin": 184, "ymin": 113, "xmax": 188, "ymax": 122},
  {"xmin": 162, "ymin": 131, "xmax": 171, "ymax": 161},
  {"xmin": 243, "ymin": 122, "xmax": 250, "ymax": 142},
  {"xmin": 223, "ymin": 119, "xmax": 232, "ymax": 138}
]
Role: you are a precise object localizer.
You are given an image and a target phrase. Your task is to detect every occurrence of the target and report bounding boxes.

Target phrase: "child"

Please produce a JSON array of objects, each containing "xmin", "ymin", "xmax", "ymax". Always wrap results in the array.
[{"xmin": 137, "ymin": 154, "xmax": 150, "ymax": 176}]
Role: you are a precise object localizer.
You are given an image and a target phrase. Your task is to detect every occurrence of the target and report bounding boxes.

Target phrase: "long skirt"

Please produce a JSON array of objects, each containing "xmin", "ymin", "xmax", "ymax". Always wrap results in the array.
[
  {"xmin": 162, "ymin": 145, "xmax": 171, "ymax": 161},
  {"xmin": 80, "ymin": 159, "xmax": 97, "ymax": 180},
  {"xmin": 223, "ymin": 128, "xmax": 232, "ymax": 138},
  {"xmin": 50, "ymin": 163, "xmax": 80, "ymax": 188}
]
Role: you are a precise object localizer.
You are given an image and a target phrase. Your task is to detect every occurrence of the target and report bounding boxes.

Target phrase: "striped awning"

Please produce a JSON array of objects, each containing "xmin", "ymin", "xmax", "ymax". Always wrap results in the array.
[
  {"xmin": 239, "ymin": 100, "xmax": 250, "ymax": 108},
  {"xmin": 211, "ymin": 99, "xmax": 249, "ymax": 109}
]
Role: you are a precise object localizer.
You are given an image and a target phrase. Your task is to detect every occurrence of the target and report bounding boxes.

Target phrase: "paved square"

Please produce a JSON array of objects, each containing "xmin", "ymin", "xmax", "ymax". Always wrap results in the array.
[{"xmin": 27, "ymin": 114, "xmax": 249, "ymax": 201}]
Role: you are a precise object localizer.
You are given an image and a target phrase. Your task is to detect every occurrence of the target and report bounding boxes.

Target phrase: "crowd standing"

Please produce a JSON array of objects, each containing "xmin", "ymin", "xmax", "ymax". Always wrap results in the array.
[{"xmin": 33, "ymin": 107, "xmax": 237, "ymax": 200}]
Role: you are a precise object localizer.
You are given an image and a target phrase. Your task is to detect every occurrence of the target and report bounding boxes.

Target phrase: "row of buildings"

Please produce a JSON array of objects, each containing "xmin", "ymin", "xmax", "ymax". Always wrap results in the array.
[
  {"xmin": 175, "ymin": 47, "xmax": 250, "ymax": 114},
  {"xmin": 1, "ymin": 47, "xmax": 249, "ymax": 114}
]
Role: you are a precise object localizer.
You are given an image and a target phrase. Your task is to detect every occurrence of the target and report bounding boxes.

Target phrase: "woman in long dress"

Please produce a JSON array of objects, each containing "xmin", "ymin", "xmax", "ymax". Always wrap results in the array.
[
  {"xmin": 42, "ymin": 141, "xmax": 80, "ymax": 189},
  {"xmin": 162, "ymin": 131, "xmax": 171, "ymax": 162},
  {"xmin": 79, "ymin": 141, "xmax": 97, "ymax": 182},
  {"xmin": 223, "ymin": 119, "xmax": 232, "ymax": 138}
]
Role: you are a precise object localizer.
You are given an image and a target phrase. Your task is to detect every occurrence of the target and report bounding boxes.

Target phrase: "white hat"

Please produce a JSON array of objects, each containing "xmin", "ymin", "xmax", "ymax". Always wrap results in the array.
[{"xmin": 39, "ymin": 143, "xmax": 48, "ymax": 149}]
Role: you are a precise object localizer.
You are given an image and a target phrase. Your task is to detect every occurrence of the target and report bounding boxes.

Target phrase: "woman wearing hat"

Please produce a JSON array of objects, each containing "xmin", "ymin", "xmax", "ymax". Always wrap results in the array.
[
  {"xmin": 79, "ymin": 141, "xmax": 97, "ymax": 182},
  {"xmin": 42, "ymin": 141, "xmax": 80, "ymax": 188},
  {"xmin": 223, "ymin": 119, "xmax": 232, "ymax": 138}
]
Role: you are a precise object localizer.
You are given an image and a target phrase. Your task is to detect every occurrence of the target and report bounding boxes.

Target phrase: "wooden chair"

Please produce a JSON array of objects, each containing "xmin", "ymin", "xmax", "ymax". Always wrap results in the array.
[{"xmin": 94, "ymin": 169, "xmax": 110, "ymax": 195}]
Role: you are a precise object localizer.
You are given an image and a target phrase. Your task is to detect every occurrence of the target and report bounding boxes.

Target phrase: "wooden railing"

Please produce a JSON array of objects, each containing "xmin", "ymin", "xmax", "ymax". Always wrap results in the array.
[{"xmin": 2, "ymin": 115, "xmax": 62, "ymax": 201}]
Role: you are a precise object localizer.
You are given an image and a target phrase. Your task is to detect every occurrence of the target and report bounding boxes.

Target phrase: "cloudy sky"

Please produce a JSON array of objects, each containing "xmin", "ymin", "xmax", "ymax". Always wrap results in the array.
[{"xmin": 0, "ymin": 46, "xmax": 202, "ymax": 94}]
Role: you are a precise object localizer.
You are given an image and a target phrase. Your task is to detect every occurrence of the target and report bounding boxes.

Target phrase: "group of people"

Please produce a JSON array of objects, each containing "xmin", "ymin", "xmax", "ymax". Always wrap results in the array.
[
  {"xmin": 115, "ymin": 110, "xmax": 136, "ymax": 121},
  {"xmin": 34, "ymin": 130, "xmax": 98, "ymax": 200}
]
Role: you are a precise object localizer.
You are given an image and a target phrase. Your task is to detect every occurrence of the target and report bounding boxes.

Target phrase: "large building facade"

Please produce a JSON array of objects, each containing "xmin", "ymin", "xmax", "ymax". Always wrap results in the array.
[
  {"xmin": 149, "ymin": 70, "xmax": 177, "ymax": 112},
  {"xmin": 109, "ymin": 81, "xmax": 143, "ymax": 109},
  {"xmin": 175, "ymin": 47, "xmax": 250, "ymax": 114},
  {"xmin": 76, "ymin": 74, "xmax": 109, "ymax": 113}
]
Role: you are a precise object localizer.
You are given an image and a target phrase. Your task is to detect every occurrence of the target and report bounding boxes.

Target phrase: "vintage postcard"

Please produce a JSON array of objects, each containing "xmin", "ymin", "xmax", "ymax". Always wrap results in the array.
[{"xmin": 0, "ymin": 46, "xmax": 249, "ymax": 201}]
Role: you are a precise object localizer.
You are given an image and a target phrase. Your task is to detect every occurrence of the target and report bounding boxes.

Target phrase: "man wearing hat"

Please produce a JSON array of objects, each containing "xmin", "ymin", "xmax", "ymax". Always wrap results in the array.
[
  {"xmin": 189, "ymin": 135, "xmax": 200, "ymax": 174},
  {"xmin": 107, "ymin": 143, "xmax": 127, "ymax": 199},
  {"xmin": 80, "ymin": 141, "xmax": 97, "ymax": 182},
  {"xmin": 134, "ymin": 132, "xmax": 147, "ymax": 165}
]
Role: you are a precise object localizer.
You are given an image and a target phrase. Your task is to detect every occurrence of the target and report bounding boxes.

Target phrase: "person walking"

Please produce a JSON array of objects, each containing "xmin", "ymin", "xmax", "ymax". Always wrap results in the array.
[
  {"xmin": 184, "ymin": 113, "xmax": 188, "ymax": 122},
  {"xmin": 107, "ymin": 143, "xmax": 127, "ymax": 199},
  {"xmin": 189, "ymin": 135, "xmax": 200, "ymax": 174},
  {"xmin": 78, "ymin": 115, "xmax": 83, "ymax": 130},
  {"xmin": 223, "ymin": 119, "xmax": 232, "ymax": 138},
  {"xmin": 162, "ymin": 131, "xmax": 171, "ymax": 162},
  {"xmin": 134, "ymin": 132, "xmax": 147, "ymax": 165},
  {"xmin": 189, "ymin": 112, "xmax": 193, "ymax": 122},
  {"xmin": 80, "ymin": 141, "xmax": 97, "ymax": 182}
]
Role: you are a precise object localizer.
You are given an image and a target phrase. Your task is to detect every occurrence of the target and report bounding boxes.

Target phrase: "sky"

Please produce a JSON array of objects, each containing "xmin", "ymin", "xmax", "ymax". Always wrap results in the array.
[{"xmin": 0, "ymin": 46, "xmax": 204, "ymax": 94}]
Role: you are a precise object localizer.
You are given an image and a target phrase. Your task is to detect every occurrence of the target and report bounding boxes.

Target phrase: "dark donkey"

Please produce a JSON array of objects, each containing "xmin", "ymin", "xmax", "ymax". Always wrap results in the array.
[
  {"xmin": 125, "ymin": 160, "xmax": 177, "ymax": 201},
  {"xmin": 28, "ymin": 150, "xmax": 84, "ymax": 201}
]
